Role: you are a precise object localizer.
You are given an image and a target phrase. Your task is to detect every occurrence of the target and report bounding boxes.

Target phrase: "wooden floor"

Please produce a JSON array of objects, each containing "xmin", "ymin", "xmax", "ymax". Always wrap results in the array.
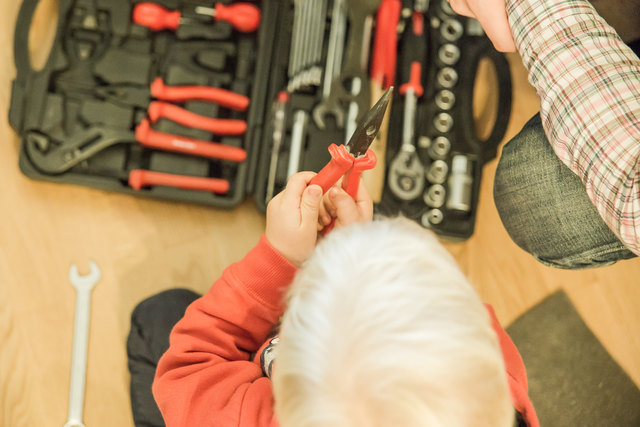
[{"xmin": 1, "ymin": 1, "xmax": 638, "ymax": 426}]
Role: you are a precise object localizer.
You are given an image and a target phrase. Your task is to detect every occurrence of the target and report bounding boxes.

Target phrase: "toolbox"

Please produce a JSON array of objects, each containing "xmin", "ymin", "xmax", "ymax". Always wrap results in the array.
[{"xmin": 9, "ymin": 0, "xmax": 511, "ymax": 240}]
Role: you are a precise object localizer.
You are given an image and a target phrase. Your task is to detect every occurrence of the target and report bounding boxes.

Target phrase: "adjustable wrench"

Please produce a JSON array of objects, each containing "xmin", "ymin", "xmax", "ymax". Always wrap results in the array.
[
  {"xmin": 312, "ymin": 0, "xmax": 347, "ymax": 129},
  {"xmin": 325, "ymin": 0, "xmax": 380, "ymax": 121},
  {"xmin": 64, "ymin": 261, "xmax": 101, "ymax": 427}
]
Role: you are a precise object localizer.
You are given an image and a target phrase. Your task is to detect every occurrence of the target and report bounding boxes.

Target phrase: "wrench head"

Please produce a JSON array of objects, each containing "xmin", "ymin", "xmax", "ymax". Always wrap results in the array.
[
  {"xmin": 69, "ymin": 261, "xmax": 101, "ymax": 290},
  {"xmin": 312, "ymin": 102, "xmax": 345, "ymax": 130}
]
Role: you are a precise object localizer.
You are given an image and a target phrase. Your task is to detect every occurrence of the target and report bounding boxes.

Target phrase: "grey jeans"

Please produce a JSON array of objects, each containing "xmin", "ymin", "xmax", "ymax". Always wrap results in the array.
[{"xmin": 493, "ymin": 114, "xmax": 636, "ymax": 269}]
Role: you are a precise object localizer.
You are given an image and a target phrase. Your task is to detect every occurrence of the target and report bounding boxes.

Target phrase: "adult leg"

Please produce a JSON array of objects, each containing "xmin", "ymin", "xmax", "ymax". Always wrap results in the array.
[
  {"xmin": 493, "ymin": 114, "xmax": 636, "ymax": 269},
  {"xmin": 127, "ymin": 288, "xmax": 200, "ymax": 427}
]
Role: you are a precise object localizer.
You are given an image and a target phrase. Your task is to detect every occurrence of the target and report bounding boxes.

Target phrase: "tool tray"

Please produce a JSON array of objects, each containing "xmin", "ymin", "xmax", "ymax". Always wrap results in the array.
[{"xmin": 10, "ymin": 0, "xmax": 511, "ymax": 240}]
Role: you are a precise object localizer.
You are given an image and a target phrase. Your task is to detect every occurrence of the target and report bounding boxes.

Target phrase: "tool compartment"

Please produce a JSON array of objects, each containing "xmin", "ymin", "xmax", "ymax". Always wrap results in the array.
[{"xmin": 10, "ymin": 0, "xmax": 511, "ymax": 240}]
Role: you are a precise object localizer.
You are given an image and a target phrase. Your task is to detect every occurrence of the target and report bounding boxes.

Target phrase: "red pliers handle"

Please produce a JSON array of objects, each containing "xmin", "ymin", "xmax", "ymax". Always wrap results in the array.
[
  {"xmin": 309, "ymin": 144, "xmax": 376, "ymax": 233},
  {"xmin": 150, "ymin": 77, "xmax": 249, "ymax": 111}
]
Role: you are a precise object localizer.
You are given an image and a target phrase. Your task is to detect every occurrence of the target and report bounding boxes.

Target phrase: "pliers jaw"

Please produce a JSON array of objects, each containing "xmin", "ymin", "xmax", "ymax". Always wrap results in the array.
[{"xmin": 345, "ymin": 87, "xmax": 393, "ymax": 157}]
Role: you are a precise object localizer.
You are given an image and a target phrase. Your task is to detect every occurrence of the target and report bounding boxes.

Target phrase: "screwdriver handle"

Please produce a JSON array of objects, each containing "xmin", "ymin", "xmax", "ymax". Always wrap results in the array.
[
  {"xmin": 135, "ymin": 119, "xmax": 247, "ymax": 162},
  {"xmin": 214, "ymin": 3, "xmax": 261, "ymax": 33},
  {"xmin": 150, "ymin": 78, "xmax": 250, "ymax": 111},
  {"xmin": 133, "ymin": 3, "xmax": 181, "ymax": 31},
  {"xmin": 129, "ymin": 170, "xmax": 229, "ymax": 194},
  {"xmin": 399, "ymin": 12, "xmax": 426, "ymax": 97},
  {"xmin": 371, "ymin": 0, "xmax": 401, "ymax": 88},
  {"xmin": 309, "ymin": 144, "xmax": 354, "ymax": 194},
  {"xmin": 147, "ymin": 101, "xmax": 247, "ymax": 136}
]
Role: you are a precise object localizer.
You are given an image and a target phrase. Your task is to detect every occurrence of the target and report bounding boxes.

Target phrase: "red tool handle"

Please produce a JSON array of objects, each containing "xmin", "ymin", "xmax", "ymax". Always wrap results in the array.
[
  {"xmin": 399, "ymin": 12, "xmax": 426, "ymax": 97},
  {"xmin": 308, "ymin": 144, "xmax": 354, "ymax": 194},
  {"xmin": 341, "ymin": 150, "xmax": 377, "ymax": 198},
  {"xmin": 133, "ymin": 3, "xmax": 181, "ymax": 31},
  {"xmin": 150, "ymin": 78, "xmax": 250, "ymax": 111},
  {"xmin": 214, "ymin": 3, "xmax": 261, "ymax": 33},
  {"xmin": 371, "ymin": 0, "xmax": 401, "ymax": 88},
  {"xmin": 129, "ymin": 170, "xmax": 229, "ymax": 193},
  {"xmin": 135, "ymin": 119, "xmax": 247, "ymax": 162},
  {"xmin": 147, "ymin": 101, "xmax": 247, "ymax": 135}
]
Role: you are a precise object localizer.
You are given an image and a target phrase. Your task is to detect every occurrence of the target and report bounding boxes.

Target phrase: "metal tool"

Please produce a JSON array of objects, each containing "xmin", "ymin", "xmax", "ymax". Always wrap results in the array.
[
  {"xmin": 437, "ymin": 67, "xmax": 458, "ymax": 88},
  {"xmin": 434, "ymin": 112, "xmax": 454, "ymax": 133},
  {"xmin": 424, "ymin": 184, "xmax": 446, "ymax": 208},
  {"xmin": 426, "ymin": 159, "xmax": 448, "ymax": 184},
  {"xmin": 422, "ymin": 208, "xmax": 444, "ymax": 226},
  {"xmin": 64, "ymin": 261, "xmax": 101, "ymax": 427},
  {"xmin": 266, "ymin": 92, "xmax": 289, "ymax": 203},
  {"xmin": 440, "ymin": 18, "xmax": 464, "ymax": 41},
  {"xmin": 387, "ymin": 9, "xmax": 428, "ymax": 201},
  {"xmin": 133, "ymin": 2, "xmax": 261, "ymax": 33},
  {"xmin": 310, "ymin": 87, "xmax": 393, "ymax": 233},
  {"xmin": 312, "ymin": 0, "xmax": 347, "ymax": 129},
  {"xmin": 287, "ymin": 0, "xmax": 327, "ymax": 91},
  {"xmin": 438, "ymin": 43, "xmax": 460, "ymax": 65},
  {"xmin": 427, "ymin": 135, "xmax": 451, "ymax": 159},
  {"xmin": 286, "ymin": 110, "xmax": 309, "ymax": 178},
  {"xmin": 447, "ymin": 154, "xmax": 473, "ymax": 212},
  {"xmin": 435, "ymin": 89, "xmax": 456, "ymax": 110},
  {"xmin": 326, "ymin": 0, "xmax": 381, "ymax": 121}
]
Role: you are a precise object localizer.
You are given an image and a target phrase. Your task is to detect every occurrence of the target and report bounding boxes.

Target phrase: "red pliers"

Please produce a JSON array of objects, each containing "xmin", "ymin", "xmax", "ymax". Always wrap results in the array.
[
  {"xmin": 310, "ymin": 88, "xmax": 393, "ymax": 230},
  {"xmin": 95, "ymin": 77, "xmax": 249, "ymax": 162}
]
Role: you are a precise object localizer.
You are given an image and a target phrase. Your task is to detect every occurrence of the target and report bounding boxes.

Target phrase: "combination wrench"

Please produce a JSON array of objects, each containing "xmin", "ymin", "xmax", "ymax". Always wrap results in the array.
[
  {"xmin": 64, "ymin": 261, "xmax": 101, "ymax": 427},
  {"xmin": 312, "ymin": 0, "xmax": 347, "ymax": 129},
  {"xmin": 324, "ymin": 0, "xmax": 380, "ymax": 122}
]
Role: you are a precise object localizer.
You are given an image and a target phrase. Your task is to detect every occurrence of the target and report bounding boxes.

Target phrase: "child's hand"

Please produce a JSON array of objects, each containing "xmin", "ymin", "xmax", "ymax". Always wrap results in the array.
[
  {"xmin": 448, "ymin": 0, "xmax": 516, "ymax": 52},
  {"xmin": 318, "ymin": 179, "xmax": 373, "ymax": 230},
  {"xmin": 266, "ymin": 172, "xmax": 323, "ymax": 267}
]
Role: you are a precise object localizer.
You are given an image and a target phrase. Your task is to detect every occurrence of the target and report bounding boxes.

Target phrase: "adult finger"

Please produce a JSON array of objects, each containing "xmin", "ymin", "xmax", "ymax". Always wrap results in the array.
[{"xmin": 448, "ymin": 0, "xmax": 475, "ymax": 17}]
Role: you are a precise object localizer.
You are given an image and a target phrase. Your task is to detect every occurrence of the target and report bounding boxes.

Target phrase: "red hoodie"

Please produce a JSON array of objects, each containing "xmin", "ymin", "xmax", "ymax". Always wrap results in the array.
[{"xmin": 153, "ymin": 236, "xmax": 539, "ymax": 427}]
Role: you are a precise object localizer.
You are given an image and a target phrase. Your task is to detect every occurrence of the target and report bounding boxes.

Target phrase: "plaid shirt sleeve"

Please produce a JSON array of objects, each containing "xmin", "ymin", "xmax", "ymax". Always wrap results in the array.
[{"xmin": 506, "ymin": 0, "xmax": 640, "ymax": 255}]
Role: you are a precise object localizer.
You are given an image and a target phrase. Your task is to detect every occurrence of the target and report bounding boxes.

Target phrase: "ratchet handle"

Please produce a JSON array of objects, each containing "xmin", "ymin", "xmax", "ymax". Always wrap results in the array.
[
  {"xmin": 129, "ymin": 170, "xmax": 230, "ymax": 193},
  {"xmin": 309, "ymin": 144, "xmax": 353, "ymax": 194},
  {"xmin": 150, "ymin": 78, "xmax": 250, "ymax": 111},
  {"xmin": 135, "ymin": 119, "xmax": 247, "ymax": 162},
  {"xmin": 399, "ymin": 12, "xmax": 426, "ymax": 97},
  {"xmin": 147, "ymin": 101, "xmax": 247, "ymax": 135}
]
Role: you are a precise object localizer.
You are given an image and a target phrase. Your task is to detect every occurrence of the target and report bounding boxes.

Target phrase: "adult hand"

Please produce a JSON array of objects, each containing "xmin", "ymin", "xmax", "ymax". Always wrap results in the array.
[
  {"xmin": 266, "ymin": 172, "xmax": 323, "ymax": 267},
  {"xmin": 448, "ymin": 0, "xmax": 516, "ymax": 52},
  {"xmin": 318, "ymin": 179, "xmax": 374, "ymax": 231}
]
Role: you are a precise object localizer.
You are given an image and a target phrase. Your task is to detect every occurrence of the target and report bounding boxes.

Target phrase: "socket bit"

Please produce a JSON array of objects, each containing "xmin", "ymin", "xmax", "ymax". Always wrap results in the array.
[
  {"xmin": 426, "ymin": 159, "xmax": 449, "ymax": 184},
  {"xmin": 438, "ymin": 44, "xmax": 460, "ymax": 65},
  {"xmin": 422, "ymin": 209, "xmax": 444, "ymax": 226},
  {"xmin": 441, "ymin": 19, "xmax": 464, "ymax": 41},
  {"xmin": 441, "ymin": 0, "xmax": 455, "ymax": 14},
  {"xmin": 434, "ymin": 112, "xmax": 454, "ymax": 133},
  {"xmin": 437, "ymin": 67, "xmax": 458, "ymax": 88},
  {"xmin": 423, "ymin": 184, "xmax": 446, "ymax": 208},
  {"xmin": 435, "ymin": 89, "xmax": 456, "ymax": 110},
  {"xmin": 427, "ymin": 136, "xmax": 451, "ymax": 159},
  {"xmin": 447, "ymin": 154, "xmax": 473, "ymax": 212}
]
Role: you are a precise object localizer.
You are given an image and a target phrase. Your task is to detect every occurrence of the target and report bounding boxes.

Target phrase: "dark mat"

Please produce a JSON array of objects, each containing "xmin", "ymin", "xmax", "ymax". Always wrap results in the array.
[{"xmin": 506, "ymin": 291, "xmax": 640, "ymax": 426}]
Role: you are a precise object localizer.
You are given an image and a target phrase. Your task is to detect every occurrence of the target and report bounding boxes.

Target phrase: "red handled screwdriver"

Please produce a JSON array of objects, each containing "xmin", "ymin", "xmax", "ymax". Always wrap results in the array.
[{"xmin": 133, "ymin": 2, "xmax": 261, "ymax": 33}]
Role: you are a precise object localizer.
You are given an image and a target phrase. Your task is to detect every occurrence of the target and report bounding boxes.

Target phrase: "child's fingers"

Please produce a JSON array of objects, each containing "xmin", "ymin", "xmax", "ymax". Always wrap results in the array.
[
  {"xmin": 281, "ymin": 172, "xmax": 317, "ymax": 209},
  {"xmin": 329, "ymin": 187, "xmax": 361, "ymax": 227},
  {"xmin": 354, "ymin": 179, "xmax": 373, "ymax": 221}
]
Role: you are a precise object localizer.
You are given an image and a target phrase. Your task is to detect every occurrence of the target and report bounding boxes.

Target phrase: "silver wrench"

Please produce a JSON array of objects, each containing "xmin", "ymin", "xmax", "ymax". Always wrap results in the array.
[
  {"xmin": 326, "ymin": 0, "xmax": 380, "ymax": 120},
  {"xmin": 64, "ymin": 261, "xmax": 101, "ymax": 427},
  {"xmin": 312, "ymin": 0, "xmax": 347, "ymax": 129}
]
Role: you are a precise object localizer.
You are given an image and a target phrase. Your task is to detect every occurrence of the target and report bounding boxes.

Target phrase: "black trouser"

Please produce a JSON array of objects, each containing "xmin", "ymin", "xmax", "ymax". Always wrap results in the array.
[{"xmin": 126, "ymin": 289, "xmax": 200, "ymax": 427}]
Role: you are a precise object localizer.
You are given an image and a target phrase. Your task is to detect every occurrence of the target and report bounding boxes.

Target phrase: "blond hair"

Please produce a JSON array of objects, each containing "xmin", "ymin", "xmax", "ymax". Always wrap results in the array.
[{"xmin": 273, "ymin": 217, "xmax": 513, "ymax": 427}]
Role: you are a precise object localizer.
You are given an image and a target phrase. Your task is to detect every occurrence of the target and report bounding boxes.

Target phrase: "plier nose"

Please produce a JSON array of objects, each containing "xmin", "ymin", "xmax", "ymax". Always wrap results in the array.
[{"xmin": 309, "ymin": 87, "xmax": 393, "ymax": 197}]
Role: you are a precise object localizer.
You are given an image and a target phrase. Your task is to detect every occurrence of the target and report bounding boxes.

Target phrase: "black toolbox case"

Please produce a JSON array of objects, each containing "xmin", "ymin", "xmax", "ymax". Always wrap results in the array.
[{"xmin": 10, "ymin": 0, "xmax": 511, "ymax": 241}]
